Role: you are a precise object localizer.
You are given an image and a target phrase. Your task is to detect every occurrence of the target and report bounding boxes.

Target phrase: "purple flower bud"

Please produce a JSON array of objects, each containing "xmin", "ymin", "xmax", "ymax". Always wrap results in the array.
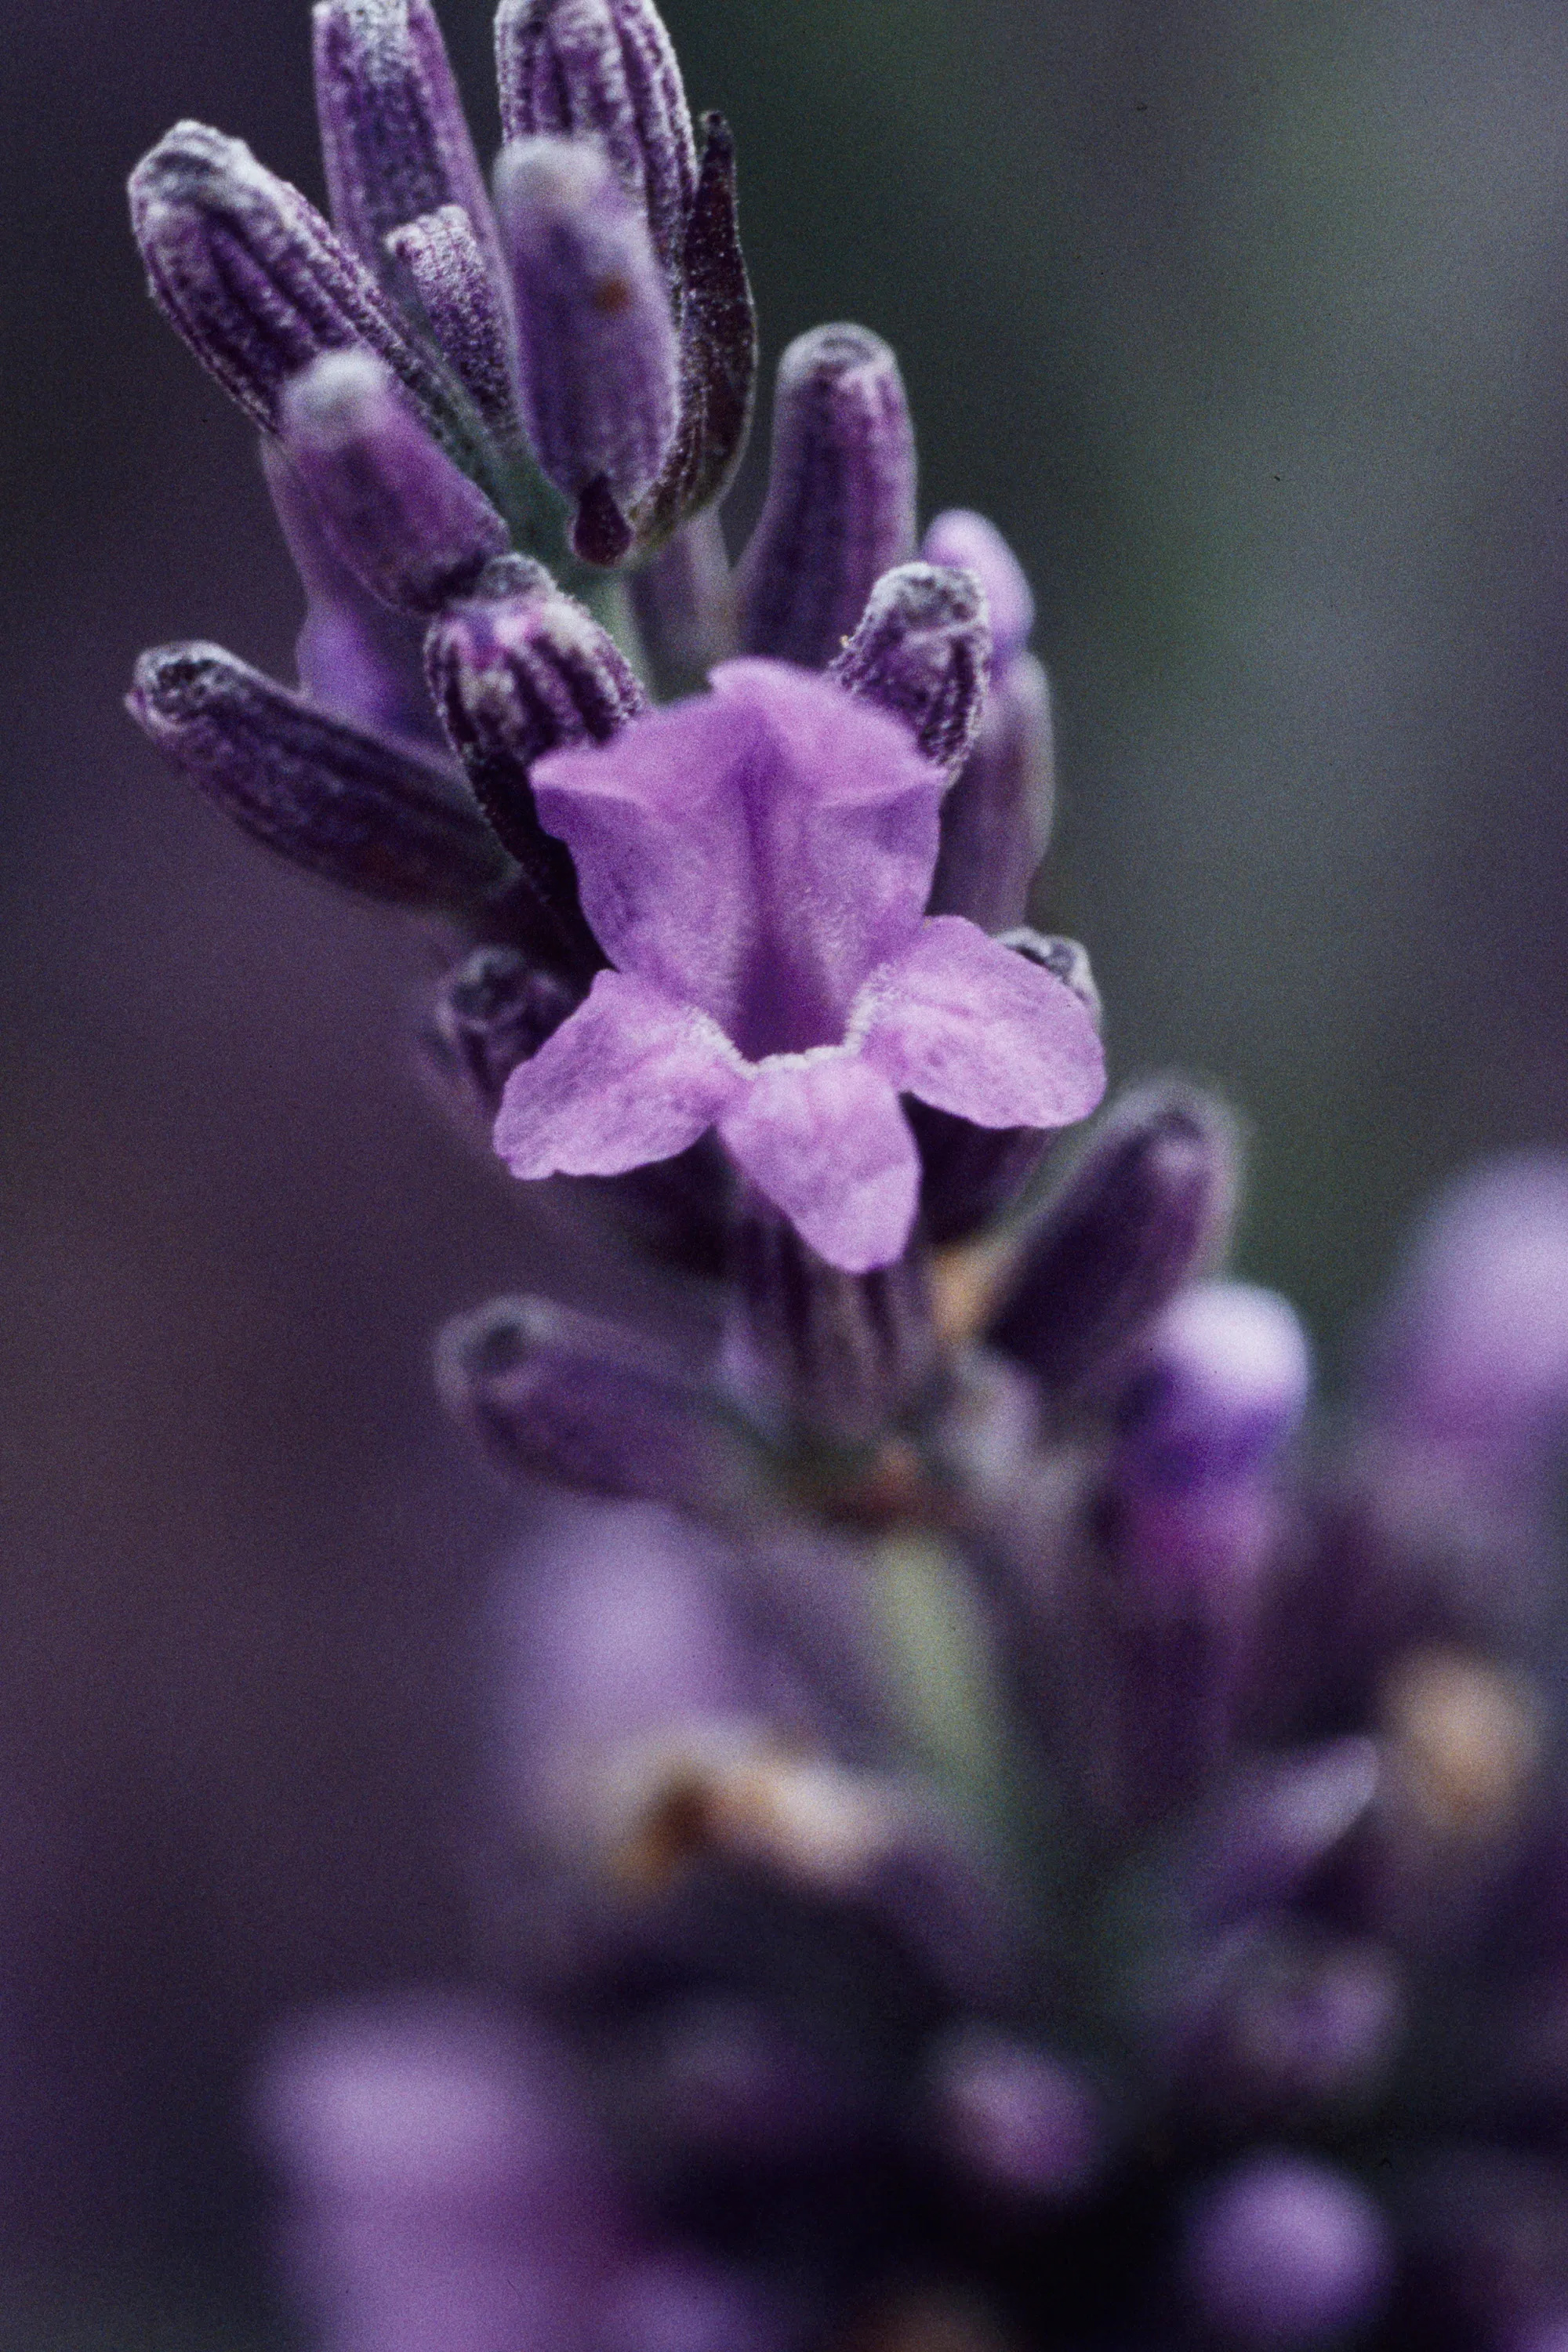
[
  {"xmin": 495, "ymin": 0, "xmax": 698, "ymax": 285},
  {"xmin": 920, "ymin": 510, "xmax": 1035, "ymax": 673},
  {"xmin": 262, "ymin": 437, "xmax": 446, "ymax": 749},
  {"xmin": 927, "ymin": 2027, "xmax": 1102, "ymax": 2205},
  {"xmin": 828, "ymin": 562, "xmax": 991, "ymax": 775},
  {"xmin": 628, "ymin": 510, "xmax": 736, "ymax": 699},
  {"xmin": 1181, "ymin": 2155, "xmax": 1393, "ymax": 2347},
  {"xmin": 423, "ymin": 945, "xmax": 582, "ymax": 1132},
  {"xmin": 129, "ymin": 122, "xmax": 474, "ymax": 454},
  {"xmin": 387, "ymin": 205, "xmax": 520, "ymax": 442},
  {"xmin": 280, "ymin": 350, "xmax": 510, "ymax": 615},
  {"xmin": 1109, "ymin": 1279, "xmax": 1311, "ymax": 1587},
  {"xmin": 1367, "ymin": 1155, "xmax": 1568, "ymax": 1475},
  {"xmin": 987, "ymin": 1080, "xmax": 1239, "ymax": 1392},
  {"xmin": 724, "ymin": 1185, "xmax": 938, "ymax": 1449},
  {"xmin": 313, "ymin": 0, "xmax": 505, "ymax": 293},
  {"xmin": 425, "ymin": 558, "xmax": 645, "ymax": 967},
  {"xmin": 927, "ymin": 651, "xmax": 1054, "ymax": 932},
  {"xmin": 128, "ymin": 641, "xmax": 509, "ymax": 909},
  {"xmin": 632, "ymin": 112, "xmax": 757, "ymax": 547},
  {"xmin": 438, "ymin": 1294, "xmax": 772, "ymax": 1526},
  {"xmin": 912, "ymin": 931, "xmax": 1101, "ymax": 1243},
  {"xmin": 737, "ymin": 325, "xmax": 917, "ymax": 670},
  {"xmin": 256, "ymin": 1992, "xmax": 622, "ymax": 2352},
  {"xmin": 494, "ymin": 134, "xmax": 681, "ymax": 557}
]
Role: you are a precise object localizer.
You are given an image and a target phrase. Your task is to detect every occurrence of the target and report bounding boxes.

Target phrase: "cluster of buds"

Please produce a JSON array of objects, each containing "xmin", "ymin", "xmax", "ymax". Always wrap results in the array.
[{"xmin": 125, "ymin": 4, "xmax": 1568, "ymax": 2350}]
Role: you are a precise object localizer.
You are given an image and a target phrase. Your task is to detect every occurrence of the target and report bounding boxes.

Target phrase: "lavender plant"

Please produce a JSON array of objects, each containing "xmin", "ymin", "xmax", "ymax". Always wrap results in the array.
[{"xmin": 125, "ymin": 5, "xmax": 1568, "ymax": 2347}]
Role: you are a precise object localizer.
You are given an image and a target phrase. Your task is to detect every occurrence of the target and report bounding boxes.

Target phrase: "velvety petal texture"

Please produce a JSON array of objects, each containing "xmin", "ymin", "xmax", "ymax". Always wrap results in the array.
[
  {"xmin": 494, "ymin": 659, "xmax": 1107, "ymax": 1269},
  {"xmin": 531, "ymin": 659, "xmax": 942, "ymax": 1058},
  {"xmin": 855, "ymin": 916, "xmax": 1105, "ymax": 1131},
  {"xmin": 718, "ymin": 1052, "xmax": 920, "ymax": 1275},
  {"xmin": 493, "ymin": 967, "xmax": 741, "ymax": 1176}
]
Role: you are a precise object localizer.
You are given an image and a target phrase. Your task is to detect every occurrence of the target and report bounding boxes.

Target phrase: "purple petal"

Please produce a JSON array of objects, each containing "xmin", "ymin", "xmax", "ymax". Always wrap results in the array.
[
  {"xmin": 493, "ymin": 968, "xmax": 742, "ymax": 1177},
  {"xmin": 532, "ymin": 660, "xmax": 942, "ymax": 1057},
  {"xmin": 855, "ymin": 915, "xmax": 1106, "ymax": 1131},
  {"xmin": 717, "ymin": 1053, "xmax": 920, "ymax": 1273}
]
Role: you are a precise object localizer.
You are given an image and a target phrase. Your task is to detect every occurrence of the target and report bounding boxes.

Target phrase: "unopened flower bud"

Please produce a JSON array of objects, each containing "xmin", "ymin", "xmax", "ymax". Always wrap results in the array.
[
  {"xmin": 829, "ymin": 562, "xmax": 991, "ymax": 775},
  {"xmin": 129, "ymin": 122, "xmax": 472, "ymax": 456},
  {"xmin": 921, "ymin": 510, "xmax": 1035, "ymax": 673},
  {"xmin": 426, "ymin": 560, "xmax": 645, "ymax": 966},
  {"xmin": 1181, "ymin": 2155, "xmax": 1392, "ymax": 2348},
  {"xmin": 496, "ymin": 0, "xmax": 698, "ymax": 285},
  {"xmin": 262, "ymin": 437, "xmax": 444, "ymax": 749},
  {"xmin": 128, "ymin": 641, "xmax": 508, "ymax": 909},
  {"xmin": 987, "ymin": 1081, "xmax": 1239, "ymax": 1392},
  {"xmin": 1069, "ymin": 1285, "xmax": 1308, "ymax": 1824},
  {"xmin": 927, "ymin": 652, "xmax": 1054, "ymax": 932},
  {"xmin": 737, "ymin": 325, "xmax": 916, "ymax": 670},
  {"xmin": 1109, "ymin": 1279, "xmax": 1312, "ymax": 1586},
  {"xmin": 281, "ymin": 350, "xmax": 510, "ymax": 614},
  {"xmin": 424, "ymin": 945, "xmax": 581, "ymax": 1130},
  {"xmin": 313, "ymin": 0, "xmax": 504, "ymax": 292},
  {"xmin": 387, "ymin": 205, "xmax": 519, "ymax": 441},
  {"xmin": 494, "ymin": 134, "xmax": 681, "ymax": 559},
  {"xmin": 439, "ymin": 1294, "xmax": 773, "ymax": 1529},
  {"xmin": 632, "ymin": 111, "xmax": 757, "ymax": 545}
]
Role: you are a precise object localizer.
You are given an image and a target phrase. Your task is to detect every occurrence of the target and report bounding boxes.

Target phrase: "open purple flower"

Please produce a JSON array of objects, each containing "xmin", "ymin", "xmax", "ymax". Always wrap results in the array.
[{"xmin": 492, "ymin": 659, "xmax": 1105, "ymax": 1270}]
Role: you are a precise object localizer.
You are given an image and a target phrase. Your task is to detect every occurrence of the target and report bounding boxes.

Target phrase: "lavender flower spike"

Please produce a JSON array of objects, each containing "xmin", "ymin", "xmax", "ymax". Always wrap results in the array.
[
  {"xmin": 129, "ymin": 642, "xmax": 509, "ymax": 910},
  {"xmin": 829, "ymin": 562, "xmax": 992, "ymax": 775},
  {"xmin": 496, "ymin": 0, "xmax": 698, "ymax": 286},
  {"xmin": 281, "ymin": 351, "xmax": 510, "ymax": 615},
  {"xmin": 737, "ymin": 325, "xmax": 918, "ymax": 670},
  {"xmin": 313, "ymin": 0, "xmax": 506, "ymax": 292},
  {"xmin": 492, "ymin": 661, "xmax": 1105, "ymax": 1271},
  {"xmin": 129, "ymin": 122, "xmax": 473, "ymax": 456},
  {"xmin": 494, "ymin": 135, "xmax": 681, "ymax": 563}
]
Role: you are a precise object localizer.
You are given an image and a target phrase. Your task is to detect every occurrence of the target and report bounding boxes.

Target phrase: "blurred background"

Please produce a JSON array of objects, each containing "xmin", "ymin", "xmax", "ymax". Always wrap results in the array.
[{"xmin": 5, "ymin": 0, "xmax": 1568, "ymax": 2337}]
